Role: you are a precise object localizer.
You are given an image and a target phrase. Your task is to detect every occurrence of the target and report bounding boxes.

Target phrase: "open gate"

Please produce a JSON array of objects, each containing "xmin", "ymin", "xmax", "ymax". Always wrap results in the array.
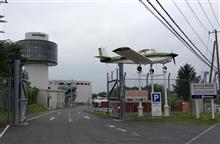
[
  {"xmin": 107, "ymin": 64, "xmax": 125, "ymax": 119},
  {"xmin": 107, "ymin": 68, "xmax": 120, "ymax": 118}
]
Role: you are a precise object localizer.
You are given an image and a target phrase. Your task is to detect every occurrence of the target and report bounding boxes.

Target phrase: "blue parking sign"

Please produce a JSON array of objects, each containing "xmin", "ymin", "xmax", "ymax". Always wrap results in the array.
[{"xmin": 152, "ymin": 92, "xmax": 161, "ymax": 102}]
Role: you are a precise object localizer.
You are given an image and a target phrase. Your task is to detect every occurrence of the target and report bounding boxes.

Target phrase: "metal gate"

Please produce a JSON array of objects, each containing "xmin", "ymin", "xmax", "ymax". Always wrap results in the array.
[
  {"xmin": 19, "ymin": 72, "xmax": 28, "ymax": 122},
  {"xmin": 0, "ymin": 60, "xmax": 28, "ymax": 127},
  {"xmin": 107, "ymin": 64, "xmax": 126, "ymax": 119},
  {"xmin": 107, "ymin": 68, "xmax": 120, "ymax": 118}
]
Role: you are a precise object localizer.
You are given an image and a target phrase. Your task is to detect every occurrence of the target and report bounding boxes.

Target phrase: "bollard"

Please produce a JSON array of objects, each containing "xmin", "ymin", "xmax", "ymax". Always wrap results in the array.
[{"xmin": 138, "ymin": 101, "xmax": 144, "ymax": 117}]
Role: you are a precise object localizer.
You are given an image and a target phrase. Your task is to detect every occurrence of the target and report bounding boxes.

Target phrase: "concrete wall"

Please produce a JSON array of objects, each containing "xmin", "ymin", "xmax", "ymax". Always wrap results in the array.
[
  {"xmin": 25, "ymin": 64, "xmax": 48, "ymax": 90},
  {"xmin": 75, "ymin": 81, "xmax": 92, "ymax": 103},
  {"xmin": 38, "ymin": 90, "xmax": 47, "ymax": 108}
]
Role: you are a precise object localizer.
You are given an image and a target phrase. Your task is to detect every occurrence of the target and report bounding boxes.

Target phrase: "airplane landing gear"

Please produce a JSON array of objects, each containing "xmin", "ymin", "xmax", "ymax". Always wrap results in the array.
[
  {"xmin": 150, "ymin": 68, "xmax": 154, "ymax": 74},
  {"xmin": 163, "ymin": 65, "xmax": 167, "ymax": 71},
  {"xmin": 137, "ymin": 65, "xmax": 142, "ymax": 72}
]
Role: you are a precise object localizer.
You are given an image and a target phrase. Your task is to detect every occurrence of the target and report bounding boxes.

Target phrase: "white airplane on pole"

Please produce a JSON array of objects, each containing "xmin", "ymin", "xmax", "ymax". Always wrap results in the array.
[{"xmin": 95, "ymin": 47, "xmax": 178, "ymax": 72}]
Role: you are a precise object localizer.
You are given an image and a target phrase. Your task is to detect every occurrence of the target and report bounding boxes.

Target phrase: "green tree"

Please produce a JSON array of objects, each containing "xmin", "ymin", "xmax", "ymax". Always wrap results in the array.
[
  {"xmin": 0, "ymin": 40, "xmax": 25, "ymax": 77},
  {"xmin": 97, "ymin": 91, "xmax": 107, "ymax": 97},
  {"xmin": 174, "ymin": 63, "xmax": 198, "ymax": 101},
  {"xmin": 27, "ymin": 86, "xmax": 39, "ymax": 105}
]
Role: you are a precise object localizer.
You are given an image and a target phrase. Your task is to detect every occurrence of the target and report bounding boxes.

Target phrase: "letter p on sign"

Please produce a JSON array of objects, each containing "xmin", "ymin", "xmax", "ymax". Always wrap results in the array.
[{"xmin": 152, "ymin": 93, "xmax": 161, "ymax": 102}]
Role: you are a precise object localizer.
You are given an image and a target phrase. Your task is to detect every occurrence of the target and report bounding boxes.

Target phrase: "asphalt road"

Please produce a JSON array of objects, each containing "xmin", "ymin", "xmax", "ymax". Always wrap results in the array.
[{"xmin": 0, "ymin": 107, "xmax": 219, "ymax": 144}]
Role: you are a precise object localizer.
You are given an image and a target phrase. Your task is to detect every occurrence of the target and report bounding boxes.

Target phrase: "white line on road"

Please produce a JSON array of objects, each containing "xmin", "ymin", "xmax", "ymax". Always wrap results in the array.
[
  {"xmin": 68, "ymin": 112, "xmax": 71, "ymax": 117},
  {"xmin": 84, "ymin": 116, "xmax": 90, "ymax": 119},
  {"xmin": 106, "ymin": 124, "xmax": 115, "ymax": 128},
  {"xmin": 78, "ymin": 112, "xmax": 81, "ymax": 114},
  {"xmin": 69, "ymin": 118, "xmax": 72, "ymax": 122},
  {"xmin": 117, "ymin": 128, "xmax": 127, "ymax": 132},
  {"xmin": 185, "ymin": 124, "xmax": 217, "ymax": 144},
  {"xmin": 0, "ymin": 125, "xmax": 10, "ymax": 139},
  {"xmin": 131, "ymin": 132, "xmax": 139, "ymax": 136},
  {"xmin": 50, "ymin": 117, "xmax": 55, "ymax": 121},
  {"xmin": 26, "ymin": 111, "xmax": 56, "ymax": 121}
]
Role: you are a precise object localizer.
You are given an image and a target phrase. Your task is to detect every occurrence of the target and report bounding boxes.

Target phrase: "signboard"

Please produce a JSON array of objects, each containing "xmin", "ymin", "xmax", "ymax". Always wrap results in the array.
[
  {"xmin": 125, "ymin": 90, "xmax": 148, "ymax": 103},
  {"xmin": 191, "ymin": 83, "xmax": 217, "ymax": 99},
  {"xmin": 151, "ymin": 92, "xmax": 162, "ymax": 116}
]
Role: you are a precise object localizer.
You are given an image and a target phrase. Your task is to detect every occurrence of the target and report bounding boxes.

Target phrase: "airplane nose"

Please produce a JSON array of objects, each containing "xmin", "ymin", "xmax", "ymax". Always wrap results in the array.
[{"xmin": 172, "ymin": 53, "xmax": 178, "ymax": 57}]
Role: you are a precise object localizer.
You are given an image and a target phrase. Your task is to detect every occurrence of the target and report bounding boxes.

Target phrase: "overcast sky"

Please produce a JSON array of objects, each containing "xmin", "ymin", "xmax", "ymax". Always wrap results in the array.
[{"xmin": 1, "ymin": 0, "xmax": 220, "ymax": 93}]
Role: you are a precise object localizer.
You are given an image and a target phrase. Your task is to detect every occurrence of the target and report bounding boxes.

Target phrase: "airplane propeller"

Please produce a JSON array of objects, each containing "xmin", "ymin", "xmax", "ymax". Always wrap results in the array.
[
  {"xmin": 171, "ymin": 53, "xmax": 178, "ymax": 65},
  {"xmin": 166, "ymin": 52, "xmax": 178, "ymax": 65}
]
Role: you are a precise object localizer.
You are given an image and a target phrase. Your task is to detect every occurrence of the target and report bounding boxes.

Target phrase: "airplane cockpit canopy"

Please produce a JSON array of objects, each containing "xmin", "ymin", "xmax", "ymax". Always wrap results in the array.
[{"xmin": 139, "ymin": 49, "xmax": 156, "ymax": 55}]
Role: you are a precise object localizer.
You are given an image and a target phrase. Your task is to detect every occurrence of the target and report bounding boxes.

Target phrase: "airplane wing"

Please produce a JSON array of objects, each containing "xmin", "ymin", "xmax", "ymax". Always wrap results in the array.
[{"xmin": 113, "ymin": 47, "xmax": 152, "ymax": 64}]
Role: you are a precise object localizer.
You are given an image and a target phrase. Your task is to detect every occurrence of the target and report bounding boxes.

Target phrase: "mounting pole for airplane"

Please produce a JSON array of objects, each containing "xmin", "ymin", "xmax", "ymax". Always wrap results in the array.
[
  {"xmin": 119, "ymin": 63, "xmax": 125, "ymax": 120},
  {"xmin": 150, "ymin": 64, "xmax": 154, "ymax": 93},
  {"xmin": 137, "ymin": 65, "xmax": 142, "ymax": 91},
  {"xmin": 163, "ymin": 66, "xmax": 169, "ymax": 117}
]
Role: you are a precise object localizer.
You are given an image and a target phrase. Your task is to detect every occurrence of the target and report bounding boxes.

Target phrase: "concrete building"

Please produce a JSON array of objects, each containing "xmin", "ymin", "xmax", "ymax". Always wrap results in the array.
[
  {"xmin": 49, "ymin": 80, "xmax": 92, "ymax": 104},
  {"xmin": 18, "ymin": 32, "xmax": 65, "ymax": 109},
  {"xmin": 38, "ymin": 89, "xmax": 65, "ymax": 109},
  {"xmin": 18, "ymin": 32, "xmax": 57, "ymax": 89}
]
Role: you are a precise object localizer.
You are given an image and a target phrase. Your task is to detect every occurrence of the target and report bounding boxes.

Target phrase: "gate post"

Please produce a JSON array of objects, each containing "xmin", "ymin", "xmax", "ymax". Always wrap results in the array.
[{"xmin": 14, "ymin": 59, "xmax": 20, "ymax": 125}]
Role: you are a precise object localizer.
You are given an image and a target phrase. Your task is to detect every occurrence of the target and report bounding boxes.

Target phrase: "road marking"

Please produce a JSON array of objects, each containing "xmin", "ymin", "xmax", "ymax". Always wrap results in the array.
[
  {"xmin": 26, "ymin": 111, "xmax": 56, "ymax": 121},
  {"xmin": 84, "ymin": 116, "xmax": 90, "ymax": 119},
  {"xmin": 78, "ymin": 112, "xmax": 81, "ymax": 114},
  {"xmin": 131, "ymin": 132, "xmax": 139, "ymax": 136},
  {"xmin": 148, "ymin": 136, "xmax": 171, "ymax": 140},
  {"xmin": 106, "ymin": 124, "xmax": 115, "ymax": 128},
  {"xmin": 0, "ymin": 125, "xmax": 10, "ymax": 138},
  {"xmin": 112, "ymin": 119, "xmax": 122, "ymax": 122},
  {"xmin": 50, "ymin": 117, "xmax": 55, "ymax": 121},
  {"xmin": 117, "ymin": 128, "xmax": 127, "ymax": 132},
  {"xmin": 69, "ymin": 118, "xmax": 72, "ymax": 122},
  {"xmin": 68, "ymin": 112, "xmax": 71, "ymax": 117},
  {"xmin": 185, "ymin": 124, "xmax": 217, "ymax": 144}
]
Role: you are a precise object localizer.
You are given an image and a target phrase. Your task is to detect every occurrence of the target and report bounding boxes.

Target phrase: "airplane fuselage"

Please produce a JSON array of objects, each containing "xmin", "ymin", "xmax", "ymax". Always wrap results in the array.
[{"xmin": 100, "ymin": 53, "xmax": 172, "ymax": 65}]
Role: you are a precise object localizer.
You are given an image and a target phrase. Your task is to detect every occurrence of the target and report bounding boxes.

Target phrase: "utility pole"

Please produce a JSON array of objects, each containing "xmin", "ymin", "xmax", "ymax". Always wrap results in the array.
[
  {"xmin": 209, "ymin": 29, "xmax": 219, "ymax": 119},
  {"xmin": 209, "ymin": 30, "xmax": 220, "ymax": 99}
]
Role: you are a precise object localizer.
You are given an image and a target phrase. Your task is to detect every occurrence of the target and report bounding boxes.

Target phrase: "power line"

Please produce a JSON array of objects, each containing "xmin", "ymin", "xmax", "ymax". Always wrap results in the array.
[
  {"xmin": 154, "ymin": 0, "xmax": 214, "ymax": 69},
  {"xmin": 208, "ymin": 0, "xmax": 220, "ymax": 27},
  {"xmin": 185, "ymin": 0, "xmax": 209, "ymax": 32},
  {"xmin": 147, "ymin": 0, "xmax": 215, "ymax": 69},
  {"xmin": 172, "ymin": 0, "xmax": 213, "ymax": 58},
  {"xmin": 139, "ymin": 0, "xmax": 214, "ymax": 70},
  {"xmin": 198, "ymin": 0, "xmax": 215, "ymax": 30}
]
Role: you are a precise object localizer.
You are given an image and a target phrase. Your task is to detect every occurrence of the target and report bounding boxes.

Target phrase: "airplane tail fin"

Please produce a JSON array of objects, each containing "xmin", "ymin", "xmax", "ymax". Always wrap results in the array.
[{"xmin": 95, "ymin": 48, "xmax": 110, "ymax": 61}]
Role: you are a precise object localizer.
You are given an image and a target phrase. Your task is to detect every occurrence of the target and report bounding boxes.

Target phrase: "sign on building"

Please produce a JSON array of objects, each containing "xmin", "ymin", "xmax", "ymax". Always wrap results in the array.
[
  {"xmin": 191, "ymin": 83, "xmax": 217, "ymax": 99},
  {"xmin": 125, "ymin": 90, "xmax": 148, "ymax": 103},
  {"xmin": 151, "ymin": 92, "xmax": 162, "ymax": 116}
]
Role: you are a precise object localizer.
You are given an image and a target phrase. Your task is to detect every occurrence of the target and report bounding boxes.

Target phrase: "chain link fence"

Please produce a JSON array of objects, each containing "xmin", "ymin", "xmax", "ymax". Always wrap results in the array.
[
  {"xmin": 123, "ymin": 77, "xmax": 202, "ymax": 120},
  {"xmin": 0, "ymin": 77, "xmax": 14, "ymax": 128}
]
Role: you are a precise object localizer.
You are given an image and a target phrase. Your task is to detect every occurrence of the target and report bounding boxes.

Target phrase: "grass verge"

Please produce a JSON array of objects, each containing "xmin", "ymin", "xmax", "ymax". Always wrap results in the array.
[
  {"xmin": 84, "ymin": 109, "xmax": 109, "ymax": 119},
  {"xmin": 27, "ymin": 104, "xmax": 48, "ymax": 115},
  {"xmin": 128, "ymin": 112, "xmax": 220, "ymax": 125},
  {"xmin": 84, "ymin": 108, "xmax": 220, "ymax": 125},
  {"xmin": 0, "ymin": 112, "xmax": 7, "ymax": 122}
]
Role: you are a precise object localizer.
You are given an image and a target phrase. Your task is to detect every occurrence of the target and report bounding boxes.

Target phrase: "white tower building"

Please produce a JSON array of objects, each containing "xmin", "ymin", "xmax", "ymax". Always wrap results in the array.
[{"xmin": 18, "ymin": 32, "xmax": 58, "ymax": 89}]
